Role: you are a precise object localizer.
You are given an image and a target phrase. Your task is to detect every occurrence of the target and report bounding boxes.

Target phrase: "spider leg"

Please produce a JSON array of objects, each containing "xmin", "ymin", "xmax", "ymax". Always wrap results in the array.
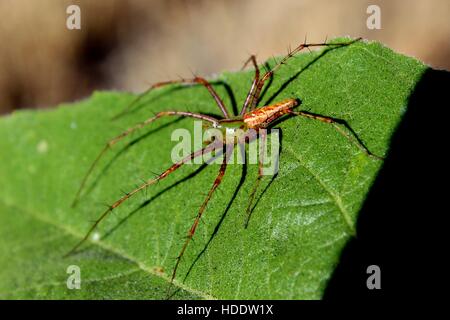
[
  {"xmin": 290, "ymin": 110, "xmax": 384, "ymax": 160},
  {"xmin": 65, "ymin": 142, "xmax": 220, "ymax": 257},
  {"xmin": 72, "ymin": 111, "xmax": 219, "ymax": 207},
  {"xmin": 244, "ymin": 129, "xmax": 266, "ymax": 228},
  {"xmin": 239, "ymin": 55, "xmax": 260, "ymax": 116},
  {"xmin": 250, "ymin": 38, "xmax": 362, "ymax": 110},
  {"xmin": 113, "ymin": 77, "xmax": 231, "ymax": 119},
  {"xmin": 168, "ymin": 145, "xmax": 233, "ymax": 296}
]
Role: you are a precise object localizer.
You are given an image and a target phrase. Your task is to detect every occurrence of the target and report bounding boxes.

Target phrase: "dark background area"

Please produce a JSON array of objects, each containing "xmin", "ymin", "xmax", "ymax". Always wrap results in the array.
[{"xmin": 324, "ymin": 68, "xmax": 449, "ymax": 300}]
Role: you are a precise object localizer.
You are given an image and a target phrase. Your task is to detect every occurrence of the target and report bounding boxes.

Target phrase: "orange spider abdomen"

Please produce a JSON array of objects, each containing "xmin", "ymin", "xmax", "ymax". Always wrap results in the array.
[{"xmin": 243, "ymin": 99, "xmax": 298, "ymax": 128}]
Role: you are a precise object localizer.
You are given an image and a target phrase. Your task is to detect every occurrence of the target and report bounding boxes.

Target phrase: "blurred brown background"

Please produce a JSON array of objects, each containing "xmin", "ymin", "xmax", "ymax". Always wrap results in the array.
[{"xmin": 0, "ymin": 0, "xmax": 448, "ymax": 114}]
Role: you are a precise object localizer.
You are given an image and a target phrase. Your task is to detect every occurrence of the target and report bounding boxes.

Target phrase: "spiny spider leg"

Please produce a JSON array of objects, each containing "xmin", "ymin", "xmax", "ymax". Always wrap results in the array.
[
  {"xmin": 72, "ymin": 111, "xmax": 220, "ymax": 207},
  {"xmin": 240, "ymin": 55, "xmax": 260, "ymax": 116},
  {"xmin": 244, "ymin": 129, "xmax": 266, "ymax": 228},
  {"xmin": 113, "ymin": 76, "xmax": 230, "ymax": 119},
  {"xmin": 167, "ymin": 146, "xmax": 233, "ymax": 296},
  {"xmin": 290, "ymin": 110, "xmax": 384, "ymax": 160},
  {"xmin": 250, "ymin": 38, "xmax": 362, "ymax": 110},
  {"xmin": 66, "ymin": 141, "xmax": 221, "ymax": 257}
]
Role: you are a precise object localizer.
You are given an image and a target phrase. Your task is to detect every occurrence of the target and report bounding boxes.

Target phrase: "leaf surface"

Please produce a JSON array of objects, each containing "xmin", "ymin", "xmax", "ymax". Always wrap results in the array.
[{"xmin": 0, "ymin": 39, "xmax": 426, "ymax": 299}]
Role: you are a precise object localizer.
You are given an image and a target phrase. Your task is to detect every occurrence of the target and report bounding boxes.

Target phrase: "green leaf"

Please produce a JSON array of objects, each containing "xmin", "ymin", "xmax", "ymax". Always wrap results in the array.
[{"xmin": 0, "ymin": 39, "xmax": 426, "ymax": 299}]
